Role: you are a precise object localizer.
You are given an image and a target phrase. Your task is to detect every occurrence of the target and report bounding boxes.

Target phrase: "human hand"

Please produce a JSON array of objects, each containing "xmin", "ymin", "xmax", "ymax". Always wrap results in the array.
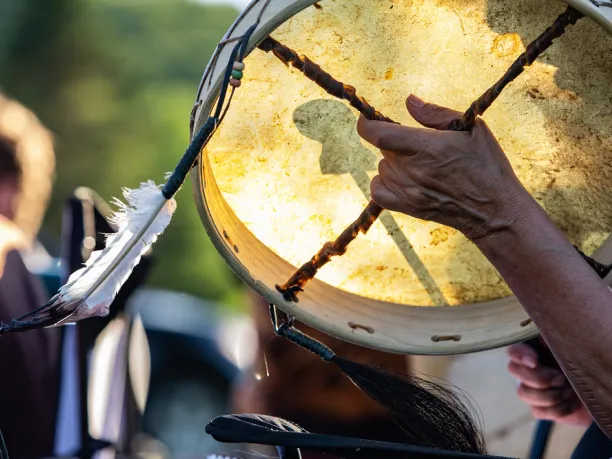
[
  {"xmin": 357, "ymin": 95, "xmax": 534, "ymax": 242},
  {"xmin": 508, "ymin": 342, "xmax": 592, "ymax": 426}
]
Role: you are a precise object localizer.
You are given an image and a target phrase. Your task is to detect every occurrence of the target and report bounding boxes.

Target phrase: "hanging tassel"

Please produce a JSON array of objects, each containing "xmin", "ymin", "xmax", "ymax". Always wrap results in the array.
[{"xmin": 269, "ymin": 306, "xmax": 486, "ymax": 455}]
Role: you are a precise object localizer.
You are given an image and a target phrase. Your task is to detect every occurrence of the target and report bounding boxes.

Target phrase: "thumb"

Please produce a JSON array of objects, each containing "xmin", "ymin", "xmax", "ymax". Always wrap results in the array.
[{"xmin": 406, "ymin": 95, "xmax": 463, "ymax": 131}]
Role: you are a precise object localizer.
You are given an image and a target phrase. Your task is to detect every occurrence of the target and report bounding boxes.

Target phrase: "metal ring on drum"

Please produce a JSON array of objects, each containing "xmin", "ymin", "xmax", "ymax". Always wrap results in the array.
[{"xmin": 191, "ymin": 0, "xmax": 612, "ymax": 355}]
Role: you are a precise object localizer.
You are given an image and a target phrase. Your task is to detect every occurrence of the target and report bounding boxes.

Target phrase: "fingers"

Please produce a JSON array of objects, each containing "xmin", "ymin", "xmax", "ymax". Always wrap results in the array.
[
  {"xmin": 370, "ymin": 175, "xmax": 401, "ymax": 210},
  {"xmin": 508, "ymin": 361, "xmax": 567, "ymax": 389},
  {"xmin": 517, "ymin": 383, "xmax": 575, "ymax": 408},
  {"xmin": 531, "ymin": 397, "xmax": 584, "ymax": 420},
  {"xmin": 507, "ymin": 343, "xmax": 538, "ymax": 369},
  {"xmin": 357, "ymin": 114, "xmax": 439, "ymax": 156},
  {"xmin": 371, "ymin": 160, "xmax": 424, "ymax": 211},
  {"xmin": 406, "ymin": 95, "xmax": 464, "ymax": 131}
]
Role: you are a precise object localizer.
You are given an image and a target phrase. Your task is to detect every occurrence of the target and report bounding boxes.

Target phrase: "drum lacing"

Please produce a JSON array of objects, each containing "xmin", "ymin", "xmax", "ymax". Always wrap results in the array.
[{"xmin": 263, "ymin": 7, "xmax": 591, "ymax": 302}]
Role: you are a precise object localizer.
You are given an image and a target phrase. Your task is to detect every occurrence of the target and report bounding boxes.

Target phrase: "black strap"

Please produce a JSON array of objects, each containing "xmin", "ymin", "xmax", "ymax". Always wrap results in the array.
[{"xmin": 575, "ymin": 247, "xmax": 612, "ymax": 279}]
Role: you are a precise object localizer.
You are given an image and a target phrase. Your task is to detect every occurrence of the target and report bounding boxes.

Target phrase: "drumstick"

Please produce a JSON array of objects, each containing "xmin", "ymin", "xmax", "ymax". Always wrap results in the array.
[{"xmin": 262, "ymin": 6, "xmax": 584, "ymax": 302}]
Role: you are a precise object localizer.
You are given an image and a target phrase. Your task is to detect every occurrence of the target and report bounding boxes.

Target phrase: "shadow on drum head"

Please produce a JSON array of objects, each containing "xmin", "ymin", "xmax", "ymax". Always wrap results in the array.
[{"xmin": 293, "ymin": 99, "xmax": 448, "ymax": 305}]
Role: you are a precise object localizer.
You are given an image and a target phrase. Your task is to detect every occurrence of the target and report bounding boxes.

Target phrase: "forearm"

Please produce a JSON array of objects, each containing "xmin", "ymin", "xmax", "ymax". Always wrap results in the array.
[{"xmin": 475, "ymin": 190, "xmax": 612, "ymax": 437}]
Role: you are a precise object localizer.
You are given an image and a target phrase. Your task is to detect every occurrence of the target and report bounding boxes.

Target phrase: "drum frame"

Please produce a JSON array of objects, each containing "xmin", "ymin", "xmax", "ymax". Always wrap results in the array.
[{"xmin": 191, "ymin": 0, "xmax": 612, "ymax": 355}]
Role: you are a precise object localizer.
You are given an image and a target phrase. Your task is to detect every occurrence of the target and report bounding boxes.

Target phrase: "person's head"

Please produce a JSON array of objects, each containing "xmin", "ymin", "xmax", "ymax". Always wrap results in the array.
[{"xmin": 0, "ymin": 94, "xmax": 55, "ymax": 241}]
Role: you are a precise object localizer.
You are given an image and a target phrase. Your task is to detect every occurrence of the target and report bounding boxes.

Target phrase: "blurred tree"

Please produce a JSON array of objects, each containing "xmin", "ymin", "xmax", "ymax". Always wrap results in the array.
[{"xmin": 0, "ymin": 0, "xmax": 247, "ymax": 308}]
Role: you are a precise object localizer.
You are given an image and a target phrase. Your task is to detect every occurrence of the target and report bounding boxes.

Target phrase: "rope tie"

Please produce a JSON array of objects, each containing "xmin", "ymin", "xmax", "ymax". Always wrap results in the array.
[
  {"xmin": 162, "ymin": 116, "xmax": 217, "ymax": 199},
  {"xmin": 276, "ymin": 323, "xmax": 336, "ymax": 362}
]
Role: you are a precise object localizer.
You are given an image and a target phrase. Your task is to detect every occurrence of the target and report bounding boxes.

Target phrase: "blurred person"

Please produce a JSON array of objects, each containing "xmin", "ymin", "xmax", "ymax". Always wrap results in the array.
[
  {"xmin": 230, "ymin": 291, "xmax": 413, "ymax": 458},
  {"xmin": 0, "ymin": 93, "xmax": 60, "ymax": 458},
  {"xmin": 508, "ymin": 341, "xmax": 612, "ymax": 458}
]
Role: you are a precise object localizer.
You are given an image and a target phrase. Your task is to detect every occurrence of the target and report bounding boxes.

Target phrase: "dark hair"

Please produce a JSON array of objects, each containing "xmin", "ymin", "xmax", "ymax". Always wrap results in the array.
[{"xmin": 0, "ymin": 135, "xmax": 20, "ymax": 183}]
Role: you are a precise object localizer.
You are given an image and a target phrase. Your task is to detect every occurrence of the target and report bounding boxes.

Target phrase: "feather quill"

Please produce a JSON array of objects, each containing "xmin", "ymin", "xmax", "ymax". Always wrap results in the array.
[{"xmin": 0, "ymin": 180, "xmax": 176, "ymax": 333}]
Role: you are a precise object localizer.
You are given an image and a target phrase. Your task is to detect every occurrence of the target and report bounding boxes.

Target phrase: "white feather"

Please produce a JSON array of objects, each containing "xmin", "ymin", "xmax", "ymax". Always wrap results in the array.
[{"xmin": 55, "ymin": 180, "xmax": 176, "ymax": 323}]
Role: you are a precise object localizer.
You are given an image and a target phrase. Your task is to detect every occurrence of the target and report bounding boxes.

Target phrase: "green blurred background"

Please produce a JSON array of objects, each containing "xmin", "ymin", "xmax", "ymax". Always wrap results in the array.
[{"xmin": 0, "ymin": 0, "xmax": 248, "ymax": 309}]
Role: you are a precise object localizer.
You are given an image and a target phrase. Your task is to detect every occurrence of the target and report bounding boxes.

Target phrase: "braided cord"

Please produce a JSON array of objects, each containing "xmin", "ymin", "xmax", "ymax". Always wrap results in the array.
[
  {"xmin": 276, "ymin": 322, "xmax": 336, "ymax": 362},
  {"xmin": 259, "ymin": 37, "xmax": 395, "ymax": 124},
  {"xmin": 270, "ymin": 304, "xmax": 335, "ymax": 362},
  {"xmin": 162, "ymin": 116, "xmax": 218, "ymax": 199},
  {"xmin": 276, "ymin": 202, "xmax": 382, "ymax": 302},
  {"xmin": 449, "ymin": 6, "xmax": 584, "ymax": 131}
]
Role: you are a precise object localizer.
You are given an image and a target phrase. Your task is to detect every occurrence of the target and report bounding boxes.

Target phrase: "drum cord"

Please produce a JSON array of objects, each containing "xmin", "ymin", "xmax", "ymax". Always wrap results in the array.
[{"xmin": 259, "ymin": 6, "xmax": 602, "ymax": 303}]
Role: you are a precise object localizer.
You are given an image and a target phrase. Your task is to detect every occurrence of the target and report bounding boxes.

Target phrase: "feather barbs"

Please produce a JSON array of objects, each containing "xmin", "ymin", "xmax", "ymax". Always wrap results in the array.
[
  {"xmin": 0, "ymin": 180, "xmax": 176, "ymax": 334},
  {"xmin": 59, "ymin": 181, "xmax": 176, "ymax": 321}
]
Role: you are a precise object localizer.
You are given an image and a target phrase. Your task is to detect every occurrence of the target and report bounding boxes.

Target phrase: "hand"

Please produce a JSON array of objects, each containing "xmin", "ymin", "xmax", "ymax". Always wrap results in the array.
[
  {"xmin": 507, "ymin": 342, "xmax": 592, "ymax": 426},
  {"xmin": 357, "ymin": 95, "xmax": 533, "ymax": 242}
]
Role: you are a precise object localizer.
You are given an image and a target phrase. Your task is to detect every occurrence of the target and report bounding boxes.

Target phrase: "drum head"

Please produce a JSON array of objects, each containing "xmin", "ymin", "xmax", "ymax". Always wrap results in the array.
[{"xmin": 192, "ymin": 0, "xmax": 612, "ymax": 354}]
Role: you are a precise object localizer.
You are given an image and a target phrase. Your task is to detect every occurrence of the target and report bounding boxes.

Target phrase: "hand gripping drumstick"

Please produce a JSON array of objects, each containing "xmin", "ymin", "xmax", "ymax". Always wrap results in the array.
[{"xmin": 260, "ymin": 5, "xmax": 584, "ymax": 302}]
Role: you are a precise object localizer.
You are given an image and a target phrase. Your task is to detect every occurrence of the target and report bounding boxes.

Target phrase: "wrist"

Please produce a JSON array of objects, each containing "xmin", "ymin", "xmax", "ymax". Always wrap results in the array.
[
  {"xmin": 470, "ymin": 187, "xmax": 570, "ymax": 257},
  {"xmin": 465, "ymin": 185, "xmax": 532, "ymax": 244}
]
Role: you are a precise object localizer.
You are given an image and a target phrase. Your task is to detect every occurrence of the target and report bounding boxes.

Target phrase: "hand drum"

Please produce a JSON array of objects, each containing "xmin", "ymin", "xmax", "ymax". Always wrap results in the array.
[{"xmin": 191, "ymin": 0, "xmax": 612, "ymax": 354}]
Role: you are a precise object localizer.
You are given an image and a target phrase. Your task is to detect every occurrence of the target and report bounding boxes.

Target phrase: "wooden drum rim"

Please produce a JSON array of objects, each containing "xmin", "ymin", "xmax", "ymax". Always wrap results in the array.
[{"xmin": 191, "ymin": 0, "xmax": 612, "ymax": 355}]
